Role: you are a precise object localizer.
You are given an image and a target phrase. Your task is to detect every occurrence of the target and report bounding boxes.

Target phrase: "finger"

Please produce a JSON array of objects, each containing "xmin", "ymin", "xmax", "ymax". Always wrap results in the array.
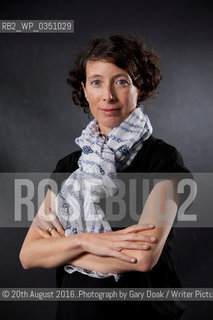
[
  {"xmin": 52, "ymin": 217, "xmax": 65, "ymax": 237},
  {"xmin": 41, "ymin": 219, "xmax": 65, "ymax": 237},
  {"xmin": 37, "ymin": 207, "xmax": 57, "ymax": 224},
  {"xmin": 112, "ymin": 233, "xmax": 157, "ymax": 243},
  {"xmin": 112, "ymin": 251, "xmax": 137, "ymax": 263},
  {"xmin": 35, "ymin": 225, "xmax": 62, "ymax": 239},
  {"xmin": 120, "ymin": 224, "xmax": 155, "ymax": 234},
  {"xmin": 45, "ymin": 207, "xmax": 57, "ymax": 222},
  {"xmin": 116, "ymin": 241, "xmax": 150, "ymax": 250},
  {"xmin": 34, "ymin": 213, "xmax": 64, "ymax": 236},
  {"xmin": 43, "ymin": 208, "xmax": 65, "ymax": 236},
  {"xmin": 34, "ymin": 217, "xmax": 52, "ymax": 231},
  {"xmin": 50, "ymin": 228, "xmax": 62, "ymax": 239},
  {"xmin": 105, "ymin": 224, "xmax": 155, "ymax": 236},
  {"xmin": 123, "ymin": 233, "xmax": 157, "ymax": 243},
  {"xmin": 34, "ymin": 211, "xmax": 51, "ymax": 227},
  {"xmin": 34, "ymin": 226, "xmax": 51, "ymax": 239}
]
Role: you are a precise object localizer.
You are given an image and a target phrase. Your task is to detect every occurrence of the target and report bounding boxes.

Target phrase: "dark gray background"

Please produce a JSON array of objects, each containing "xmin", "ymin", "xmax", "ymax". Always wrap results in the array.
[{"xmin": 0, "ymin": 0, "xmax": 213, "ymax": 319}]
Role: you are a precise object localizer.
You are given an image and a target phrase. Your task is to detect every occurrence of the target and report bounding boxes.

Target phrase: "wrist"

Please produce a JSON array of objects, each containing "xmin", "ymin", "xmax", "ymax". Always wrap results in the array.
[
  {"xmin": 64, "ymin": 233, "xmax": 85, "ymax": 256},
  {"xmin": 74, "ymin": 233, "xmax": 86, "ymax": 252}
]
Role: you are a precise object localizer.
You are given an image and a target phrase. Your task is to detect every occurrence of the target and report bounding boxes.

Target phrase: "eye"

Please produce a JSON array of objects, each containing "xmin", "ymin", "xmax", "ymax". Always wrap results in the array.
[
  {"xmin": 116, "ymin": 79, "xmax": 129, "ymax": 85},
  {"xmin": 91, "ymin": 79, "xmax": 101, "ymax": 86}
]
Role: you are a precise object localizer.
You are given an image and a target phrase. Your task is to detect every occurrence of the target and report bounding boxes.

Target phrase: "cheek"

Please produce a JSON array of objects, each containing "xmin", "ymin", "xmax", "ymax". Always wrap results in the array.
[
  {"xmin": 121, "ymin": 90, "xmax": 138, "ymax": 105},
  {"xmin": 86, "ymin": 90, "xmax": 101, "ymax": 105},
  {"xmin": 86, "ymin": 92, "xmax": 101, "ymax": 116},
  {"xmin": 128, "ymin": 88, "xmax": 139, "ymax": 103}
]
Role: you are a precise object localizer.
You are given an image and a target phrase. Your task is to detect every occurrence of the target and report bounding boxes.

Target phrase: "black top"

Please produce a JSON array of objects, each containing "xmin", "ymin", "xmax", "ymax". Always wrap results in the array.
[
  {"xmin": 52, "ymin": 136, "xmax": 189, "ymax": 320},
  {"xmin": 52, "ymin": 135, "xmax": 189, "ymax": 175}
]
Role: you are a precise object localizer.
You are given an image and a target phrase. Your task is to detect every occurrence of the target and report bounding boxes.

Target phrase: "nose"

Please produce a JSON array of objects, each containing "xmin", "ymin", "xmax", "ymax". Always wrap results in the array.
[{"xmin": 102, "ymin": 84, "xmax": 115, "ymax": 102}]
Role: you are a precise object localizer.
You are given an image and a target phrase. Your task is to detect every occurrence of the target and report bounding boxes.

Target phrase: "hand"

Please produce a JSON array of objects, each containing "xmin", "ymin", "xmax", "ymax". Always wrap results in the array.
[
  {"xmin": 33, "ymin": 207, "xmax": 65, "ymax": 238},
  {"xmin": 79, "ymin": 224, "xmax": 157, "ymax": 263},
  {"xmin": 34, "ymin": 219, "xmax": 157, "ymax": 263}
]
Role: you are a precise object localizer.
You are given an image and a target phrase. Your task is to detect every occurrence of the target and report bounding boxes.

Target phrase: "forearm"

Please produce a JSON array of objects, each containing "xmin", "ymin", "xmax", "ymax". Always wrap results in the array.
[
  {"xmin": 67, "ymin": 227, "xmax": 168, "ymax": 274},
  {"xmin": 66, "ymin": 180, "xmax": 178, "ymax": 274},
  {"xmin": 20, "ymin": 235, "xmax": 83, "ymax": 269},
  {"xmin": 67, "ymin": 248, "xmax": 152, "ymax": 274}
]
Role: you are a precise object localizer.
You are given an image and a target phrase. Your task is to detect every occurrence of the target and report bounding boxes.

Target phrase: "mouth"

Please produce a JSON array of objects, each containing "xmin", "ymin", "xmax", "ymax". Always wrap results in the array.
[{"xmin": 100, "ymin": 108, "xmax": 121, "ymax": 115}]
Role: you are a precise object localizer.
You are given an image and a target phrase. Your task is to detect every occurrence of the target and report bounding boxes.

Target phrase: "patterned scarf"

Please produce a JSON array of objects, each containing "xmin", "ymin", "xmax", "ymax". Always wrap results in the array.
[{"xmin": 55, "ymin": 106, "xmax": 152, "ymax": 281}]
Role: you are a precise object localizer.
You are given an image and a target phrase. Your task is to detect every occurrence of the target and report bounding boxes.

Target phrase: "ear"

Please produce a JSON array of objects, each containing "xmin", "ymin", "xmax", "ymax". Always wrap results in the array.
[{"xmin": 81, "ymin": 82, "xmax": 88, "ymax": 101}]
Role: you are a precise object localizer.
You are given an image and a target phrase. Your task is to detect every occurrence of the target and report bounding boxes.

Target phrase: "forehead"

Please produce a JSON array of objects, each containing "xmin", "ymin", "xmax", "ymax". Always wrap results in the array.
[{"xmin": 85, "ymin": 60, "xmax": 129, "ymax": 77}]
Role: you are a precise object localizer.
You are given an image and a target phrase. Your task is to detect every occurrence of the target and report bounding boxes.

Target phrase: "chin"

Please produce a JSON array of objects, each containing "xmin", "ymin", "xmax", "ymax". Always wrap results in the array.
[
  {"xmin": 102, "ymin": 120, "xmax": 123, "ymax": 128},
  {"xmin": 102, "ymin": 116, "xmax": 125, "ymax": 126}
]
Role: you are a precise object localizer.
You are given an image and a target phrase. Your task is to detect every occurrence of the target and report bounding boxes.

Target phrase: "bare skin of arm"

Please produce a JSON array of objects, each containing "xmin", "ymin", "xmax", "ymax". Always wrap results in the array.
[
  {"xmin": 66, "ymin": 179, "xmax": 178, "ymax": 273},
  {"xmin": 19, "ymin": 190, "xmax": 156, "ymax": 270},
  {"xmin": 28, "ymin": 179, "xmax": 178, "ymax": 274}
]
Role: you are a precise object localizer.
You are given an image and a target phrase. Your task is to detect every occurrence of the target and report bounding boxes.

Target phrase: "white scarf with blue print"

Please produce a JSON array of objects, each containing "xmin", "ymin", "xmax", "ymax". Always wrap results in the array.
[{"xmin": 55, "ymin": 106, "xmax": 152, "ymax": 281}]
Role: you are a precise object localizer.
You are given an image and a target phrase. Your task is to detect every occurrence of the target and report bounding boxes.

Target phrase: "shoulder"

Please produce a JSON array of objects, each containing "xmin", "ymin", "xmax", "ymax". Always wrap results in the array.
[
  {"xmin": 143, "ymin": 136, "xmax": 178, "ymax": 157},
  {"xmin": 53, "ymin": 150, "xmax": 82, "ymax": 173},
  {"xmin": 131, "ymin": 136, "xmax": 190, "ymax": 173}
]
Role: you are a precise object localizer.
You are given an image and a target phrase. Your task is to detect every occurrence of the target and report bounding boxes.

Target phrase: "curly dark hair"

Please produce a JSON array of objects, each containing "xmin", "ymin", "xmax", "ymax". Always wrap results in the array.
[{"xmin": 67, "ymin": 33, "xmax": 162, "ymax": 113}]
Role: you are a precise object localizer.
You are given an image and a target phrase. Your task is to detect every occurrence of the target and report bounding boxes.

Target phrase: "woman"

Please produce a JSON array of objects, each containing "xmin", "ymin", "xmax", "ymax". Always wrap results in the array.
[{"xmin": 20, "ymin": 33, "xmax": 189, "ymax": 319}]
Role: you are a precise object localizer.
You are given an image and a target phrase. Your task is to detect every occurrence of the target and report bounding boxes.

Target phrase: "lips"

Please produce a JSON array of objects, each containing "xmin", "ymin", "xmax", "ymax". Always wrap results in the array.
[{"xmin": 101, "ymin": 108, "xmax": 120, "ymax": 115}]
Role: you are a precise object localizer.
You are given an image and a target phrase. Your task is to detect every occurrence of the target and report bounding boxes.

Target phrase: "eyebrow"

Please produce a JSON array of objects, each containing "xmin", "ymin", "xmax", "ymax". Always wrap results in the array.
[
  {"xmin": 87, "ymin": 75, "xmax": 102, "ymax": 80},
  {"xmin": 87, "ymin": 73, "xmax": 130, "ymax": 80}
]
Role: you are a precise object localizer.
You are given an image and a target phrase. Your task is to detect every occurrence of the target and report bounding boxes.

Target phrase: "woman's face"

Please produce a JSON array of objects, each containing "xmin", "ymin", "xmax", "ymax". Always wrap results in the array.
[{"xmin": 82, "ymin": 60, "xmax": 139, "ymax": 136}]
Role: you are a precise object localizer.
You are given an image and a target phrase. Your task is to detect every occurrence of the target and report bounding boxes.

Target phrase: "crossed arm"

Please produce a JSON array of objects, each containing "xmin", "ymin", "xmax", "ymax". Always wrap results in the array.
[{"xmin": 19, "ymin": 179, "xmax": 178, "ymax": 274}]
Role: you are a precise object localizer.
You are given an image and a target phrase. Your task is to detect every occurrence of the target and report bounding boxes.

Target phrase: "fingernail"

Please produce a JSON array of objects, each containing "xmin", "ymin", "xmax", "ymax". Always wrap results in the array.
[
  {"xmin": 142, "ymin": 244, "xmax": 149, "ymax": 249},
  {"xmin": 46, "ymin": 207, "xmax": 51, "ymax": 213},
  {"xmin": 148, "ymin": 224, "xmax": 155, "ymax": 228},
  {"xmin": 151, "ymin": 237, "xmax": 156, "ymax": 242},
  {"xmin": 131, "ymin": 258, "xmax": 136, "ymax": 263}
]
